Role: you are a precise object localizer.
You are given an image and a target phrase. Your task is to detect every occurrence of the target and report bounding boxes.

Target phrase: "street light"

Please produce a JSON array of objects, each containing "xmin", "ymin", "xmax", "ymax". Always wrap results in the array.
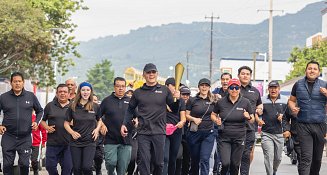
[
  {"xmin": 169, "ymin": 66, "xmax": 174, "ymax": 78},
  {"xmin": 258, "ymin": 52, "xmax": 268, "ymax": 96}
]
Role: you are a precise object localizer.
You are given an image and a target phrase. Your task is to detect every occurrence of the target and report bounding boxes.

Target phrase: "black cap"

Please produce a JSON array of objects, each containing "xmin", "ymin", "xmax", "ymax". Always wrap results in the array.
[
  {"xmin": 180, "ymin": 86, "xmax": 191, "ymax": 94},
  {"xmin": 268, "ymin": 80, "xmax": 280, "ymax": 87},
  {"xmin": 143, "ymin": 63, "xmax": 157, "ymax": 72},
  {"xmin": 165, "ymin": 77, "xmax": 175, "ymax": 86},
  {"xmin": 198, "ymin": 78, "xmax": 211, "ymax": 87}
]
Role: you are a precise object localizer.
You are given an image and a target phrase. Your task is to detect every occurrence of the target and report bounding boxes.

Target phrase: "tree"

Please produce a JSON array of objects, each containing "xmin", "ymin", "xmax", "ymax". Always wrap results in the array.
[
  {"xmin": 0, "ymin": 0, "xmax": 86, "ymax": 87},
  {"xmin": 0, "ymin": 0, "xmax": 52, "ymax": 79},
  {"xmin": 87, "ymin": 60, "xmax": 115, "ymax": 100},
  {"xmin": 286, "ymin": 41, "xmax": 327, "ymax": 80}
]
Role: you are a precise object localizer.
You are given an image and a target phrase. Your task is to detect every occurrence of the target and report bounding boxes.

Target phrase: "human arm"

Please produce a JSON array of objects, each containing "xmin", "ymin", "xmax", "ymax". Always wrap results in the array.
[
  {"xmin": 33, "ymin": 94, "xmax": 44, "ymax": 124},
  {"xmin": 288, "ymin": 96, "xmax": 300, "ymax": 116},
  {"xmin": 40, "ymin": 124, "xmax": 47, "ymax": 147}
]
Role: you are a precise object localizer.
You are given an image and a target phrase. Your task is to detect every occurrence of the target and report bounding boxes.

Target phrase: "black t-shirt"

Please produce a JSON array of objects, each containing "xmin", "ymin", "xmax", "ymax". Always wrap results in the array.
[
  {"xmin": 167, "ymin": 99, "xmax": 186, "ymax": 125},
  {"xmin": 186, "ymin": 95, "xmax": 215, "ymax": 131},
  {"xmin": 213, "ymin": 96, "xmax": 253, "ymax": 137},
  {"xmin": 123, "ymin": 83, "xmax": 178, "ymax": 135},
  {"xmin": 240, "ymin": 84, "xmax": 262, "ymax": 131},
  {"xmin": 66, "ymin": 103, "xmax": 101, "ymax": 147},
  {"xmin": 43, "ymin": 99, "xmax": 71, "ymax": 146},
  {"xmin": 101, "ymin": 93, "xmax": 132, "ymax": 145}
]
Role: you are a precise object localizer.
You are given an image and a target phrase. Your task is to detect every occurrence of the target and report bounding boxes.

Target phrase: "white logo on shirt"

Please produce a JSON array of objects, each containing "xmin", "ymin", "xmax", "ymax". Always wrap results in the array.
[
  {"xmin": 248, "ymin": 90, "xmax": 255, "ymax": 93},
  {"xmin": 155, "ymin": 90, "xmax": 163, "ymax": 94},
  {"xmin": 124, "ymin": 101, "xmax": 129, "ymax": 104},
  {"xmin": 206, "ymin": 102, "xmax": 212, "ymax": 105},
  {"xmin": 24, "ymin": 150, "xmax": 29, "ymax": 153},
  {"xmin": 236, "ymin": 107, "xmax": 244, "ymax": 110},
  {"xmin": 88, "ymin": 111, "xmax": 95, "ymax": 113},
  {"xmin": 25, "ymin": 101, "xmax": 30, "ymax": 104}
]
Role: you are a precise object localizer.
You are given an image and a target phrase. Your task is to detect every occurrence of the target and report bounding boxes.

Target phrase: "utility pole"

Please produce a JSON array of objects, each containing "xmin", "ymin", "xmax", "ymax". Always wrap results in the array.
[
  {"xmin": 252, "ymin": 52, "xmax": 258, "ymax": 82},
  {"xmin": 258, "ymin": 0, "xmax": 283, "ymax": 82},
  {"xmin": 205, "ymin": 13, "xmax": 219, "ymax": 82},
  {"xmin": 186, "ymin": 51, "xmax": 190, "ymax": 81}
]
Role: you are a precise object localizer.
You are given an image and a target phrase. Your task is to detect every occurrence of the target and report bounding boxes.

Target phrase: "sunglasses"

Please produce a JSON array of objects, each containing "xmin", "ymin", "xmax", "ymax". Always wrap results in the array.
[
  {"xmin": 229, "ymin": 86, "xmax": 240, "ymax": 90},
  {"xmin": 146, "ymin": 70, "xmax": 157, "ymax": 74}
]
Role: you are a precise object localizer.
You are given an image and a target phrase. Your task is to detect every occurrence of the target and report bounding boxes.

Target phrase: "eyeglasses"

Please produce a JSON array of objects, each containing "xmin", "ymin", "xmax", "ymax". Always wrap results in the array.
[
  {"xmin": 114, "ymin": 85, "xmax": 126, "ymax": 89},
  {"xmin": 229, "ymin": 86, "xmax": 240, "ymax": 90},
  {"xmin": 146, "ymin": 70, "xmax": 157, "ymax": 74}
]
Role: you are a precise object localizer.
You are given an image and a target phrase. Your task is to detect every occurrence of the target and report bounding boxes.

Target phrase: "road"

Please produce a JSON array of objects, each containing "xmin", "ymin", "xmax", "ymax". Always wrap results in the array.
[
  {"xmin": 250, "ymin": 144, "xmax": 327, "ymax": 175},
  {"xmin": 2, "ymin": 144, "xmax": 327, "ymax": 174}
]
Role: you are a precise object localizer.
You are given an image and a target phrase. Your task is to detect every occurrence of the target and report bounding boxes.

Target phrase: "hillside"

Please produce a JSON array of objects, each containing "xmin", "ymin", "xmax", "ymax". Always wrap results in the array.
[{"xmin": 64, "ymin": 1, "xmax": 324, "ymax": 85}]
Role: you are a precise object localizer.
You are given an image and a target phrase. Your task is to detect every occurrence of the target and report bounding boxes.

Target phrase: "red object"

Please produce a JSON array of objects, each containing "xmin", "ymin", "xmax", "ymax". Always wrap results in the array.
[
  {"xmin": 32, "ymin": 114, "xmax": 47, "ymax": 147},
  {"xmin": 228, "ymin": 78, "xmax": 241, "ymax": 87}
]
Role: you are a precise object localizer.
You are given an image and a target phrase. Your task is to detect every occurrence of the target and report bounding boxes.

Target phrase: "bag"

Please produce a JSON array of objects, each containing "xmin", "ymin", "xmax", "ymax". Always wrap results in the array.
[
  {"xmin": 189, "ymin": 122, "xmax": 198, "ymax": 132},
  {"xmin": 166, "ymin": 123, "xmax": 177, "ymax": 135},
  {"xmin": 217, "ymin": 123, "xmax": 224, "ymax": 131},
  {"xmin": 286, "ymin": 137, "xmax": 294, "ymax": 155}
]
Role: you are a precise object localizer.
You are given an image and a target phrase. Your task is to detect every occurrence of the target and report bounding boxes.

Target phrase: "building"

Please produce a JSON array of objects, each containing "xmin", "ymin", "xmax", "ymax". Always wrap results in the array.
[
  {"xmin": 219, "ymin": 57, "xmax": 292, "ymax": 82},
  {"xmin": 306, "ymin": 33, "xmax": 323, "ymax": 47},
  {"xmin": 322, "ymin": 7, "xmax": 327, "ymax": 40}
]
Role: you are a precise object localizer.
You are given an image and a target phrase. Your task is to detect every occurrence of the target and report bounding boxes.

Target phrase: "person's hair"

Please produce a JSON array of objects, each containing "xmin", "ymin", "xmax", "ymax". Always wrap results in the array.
[
  {"xmin": 10, "ymin": 72, "xmax": 24, "ymax": 82},
  {"xmin": 56, "ymin": 84, "xmax": 68, "ymax": 91},
  {"xmin": 114, "ymin": 77, "xmax": 126, "ymax": 85},
  {"xmin": 196, "ymin": 88, "xmax": 215, "ymax": 103},
  {"xmin": 238, "ymin": 66, "xmax": 252, "ymax": 75},
  {"xmin": 305, "ymin": 60, "xmax": 320, "ymax": 70},
  {"xmin": 71, "ymin": 84, "xmax": 94, "ymax": 112},
  {"xmin": 221, "ymin": 72, "xmax": 232, "ymax": 79},
  {"xmin": 65, "ymin": 78, "xmax": 76, "ymax": 85}
]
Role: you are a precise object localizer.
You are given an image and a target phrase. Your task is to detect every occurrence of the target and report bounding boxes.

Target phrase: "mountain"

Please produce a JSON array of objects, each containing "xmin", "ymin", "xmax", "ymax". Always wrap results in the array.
[{"xmin": 64, "ymin": 1, "xmax": 324, "ymax": 85}]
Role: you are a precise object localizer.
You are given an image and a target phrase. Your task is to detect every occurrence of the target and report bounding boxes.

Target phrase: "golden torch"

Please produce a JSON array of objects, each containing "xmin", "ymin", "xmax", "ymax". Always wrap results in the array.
[{"xmin": 174, "ymin": 62, "xmax": 184, "ymax": 101}]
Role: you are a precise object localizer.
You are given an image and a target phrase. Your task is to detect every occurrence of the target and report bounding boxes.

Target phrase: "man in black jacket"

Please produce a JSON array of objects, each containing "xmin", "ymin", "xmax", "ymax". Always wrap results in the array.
[
  {"xmin": 121, "ymin": 63, "xmax": 180, "ymax": 175},
  {"xmin": 0, "ymin": 72, "xmax": 43, "ymax": 175}
]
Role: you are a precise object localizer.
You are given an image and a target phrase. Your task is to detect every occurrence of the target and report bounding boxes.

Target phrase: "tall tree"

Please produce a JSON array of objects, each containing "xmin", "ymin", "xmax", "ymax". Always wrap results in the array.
[
  {"xmin": 286, "ymin": 41, "xmax": 327, "ymax": 80},
  {"xmin": 0, "ymin": 0, "xmax": 52, "ymax": 78},
  {"xmin": 87, "ymin": 59, "xmax": 115, "ymax": 100},
  {"xmin": 0, "ymin": 0, "xmax": 86, "ymax": 87}
]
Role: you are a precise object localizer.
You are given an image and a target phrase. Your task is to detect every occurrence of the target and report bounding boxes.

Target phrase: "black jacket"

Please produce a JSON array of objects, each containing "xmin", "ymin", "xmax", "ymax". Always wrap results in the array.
[{"xmin": 0, "ymin": 89, "xmax": 43, "ymax": 137}]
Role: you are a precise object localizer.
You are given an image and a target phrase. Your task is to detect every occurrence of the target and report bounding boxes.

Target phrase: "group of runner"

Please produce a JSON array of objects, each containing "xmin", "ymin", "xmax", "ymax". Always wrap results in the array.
[{"xmin": 0, "ymin": 60, "xmax": 326, "ymax": 175}]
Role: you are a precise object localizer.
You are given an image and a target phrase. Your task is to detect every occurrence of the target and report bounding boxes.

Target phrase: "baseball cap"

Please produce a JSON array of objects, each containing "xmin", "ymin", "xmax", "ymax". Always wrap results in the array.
[
  {"xmin": 198, "ymin": 78, "xmax": 211, "ymax": 86},
  {"xmin": 268, "ymin": 81, "xmax": 280, "ymax": 87},
  {"xmin": 143, "ymin": 63, "xmax": 157, "ymax": 73},
  {"xmin": 227, "ymin": 78, "xmax": 241, "ymax": 87},
  {"xmin": 165, "ymin": 77, "xmax": 175, "ymax": 86},
  {"xmin": 180, "ymin": 86, "xmax": 191, "ymax": 94}
]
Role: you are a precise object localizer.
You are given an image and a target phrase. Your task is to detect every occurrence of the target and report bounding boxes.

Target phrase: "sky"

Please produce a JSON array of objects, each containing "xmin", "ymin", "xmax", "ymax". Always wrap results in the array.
[{"xmin": 72, "ymin": 0, "xmax": 323, "ymax": 41}]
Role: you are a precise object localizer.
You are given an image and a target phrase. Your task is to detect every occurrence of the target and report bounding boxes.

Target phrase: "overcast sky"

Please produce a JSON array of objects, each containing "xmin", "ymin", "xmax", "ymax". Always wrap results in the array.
[{"xmin": 72, "ymin": 0, "xmax": 322, "ymax": 41}]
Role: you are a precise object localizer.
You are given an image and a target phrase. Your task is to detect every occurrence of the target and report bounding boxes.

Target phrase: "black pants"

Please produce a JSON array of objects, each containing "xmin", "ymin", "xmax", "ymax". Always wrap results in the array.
[
  {"xmin": 1, "ymin": 133, "xmax": 32, "ymax": 175},
  {"xmin": 94, "ymin": 143, "xmax": 104, "ymax": 173},
  {"xmin": 127, "ymin": 137, "xmax": 138, "ymax": 175},
  {"xmin": 219, "ymin": 132, "xmax": 246, "ymax": 175},
  {"xmin": 240, "ymin": 130, "xmax": 255, "ymax": 175},
  {"xmin": 297, "ymin": 123, "xmax": 326, "ymax": 175},
  {"xmin": 31, "ymin": 146, "xmax": 40, "ymax": 172},
  {"xmin": 137, "ymin": 134, "xmax": 165, "ymax": 175},
  {"xmin": 70, "ymin": 145, "xmax": 96, "ymax": 175},
  {"xmin": 163, "ymin": 130, "xmax": 182, "ymax": 175}
]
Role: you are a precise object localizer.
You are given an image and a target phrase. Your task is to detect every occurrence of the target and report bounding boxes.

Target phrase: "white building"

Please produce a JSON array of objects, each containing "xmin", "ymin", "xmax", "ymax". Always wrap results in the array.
[
  {"xmin": 322, "ymin": 7, "xmax": 327, "ymax": 40},
  {"xmin": 219, "ymin": 57, "xmax": 292, "ymax": 82}
]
